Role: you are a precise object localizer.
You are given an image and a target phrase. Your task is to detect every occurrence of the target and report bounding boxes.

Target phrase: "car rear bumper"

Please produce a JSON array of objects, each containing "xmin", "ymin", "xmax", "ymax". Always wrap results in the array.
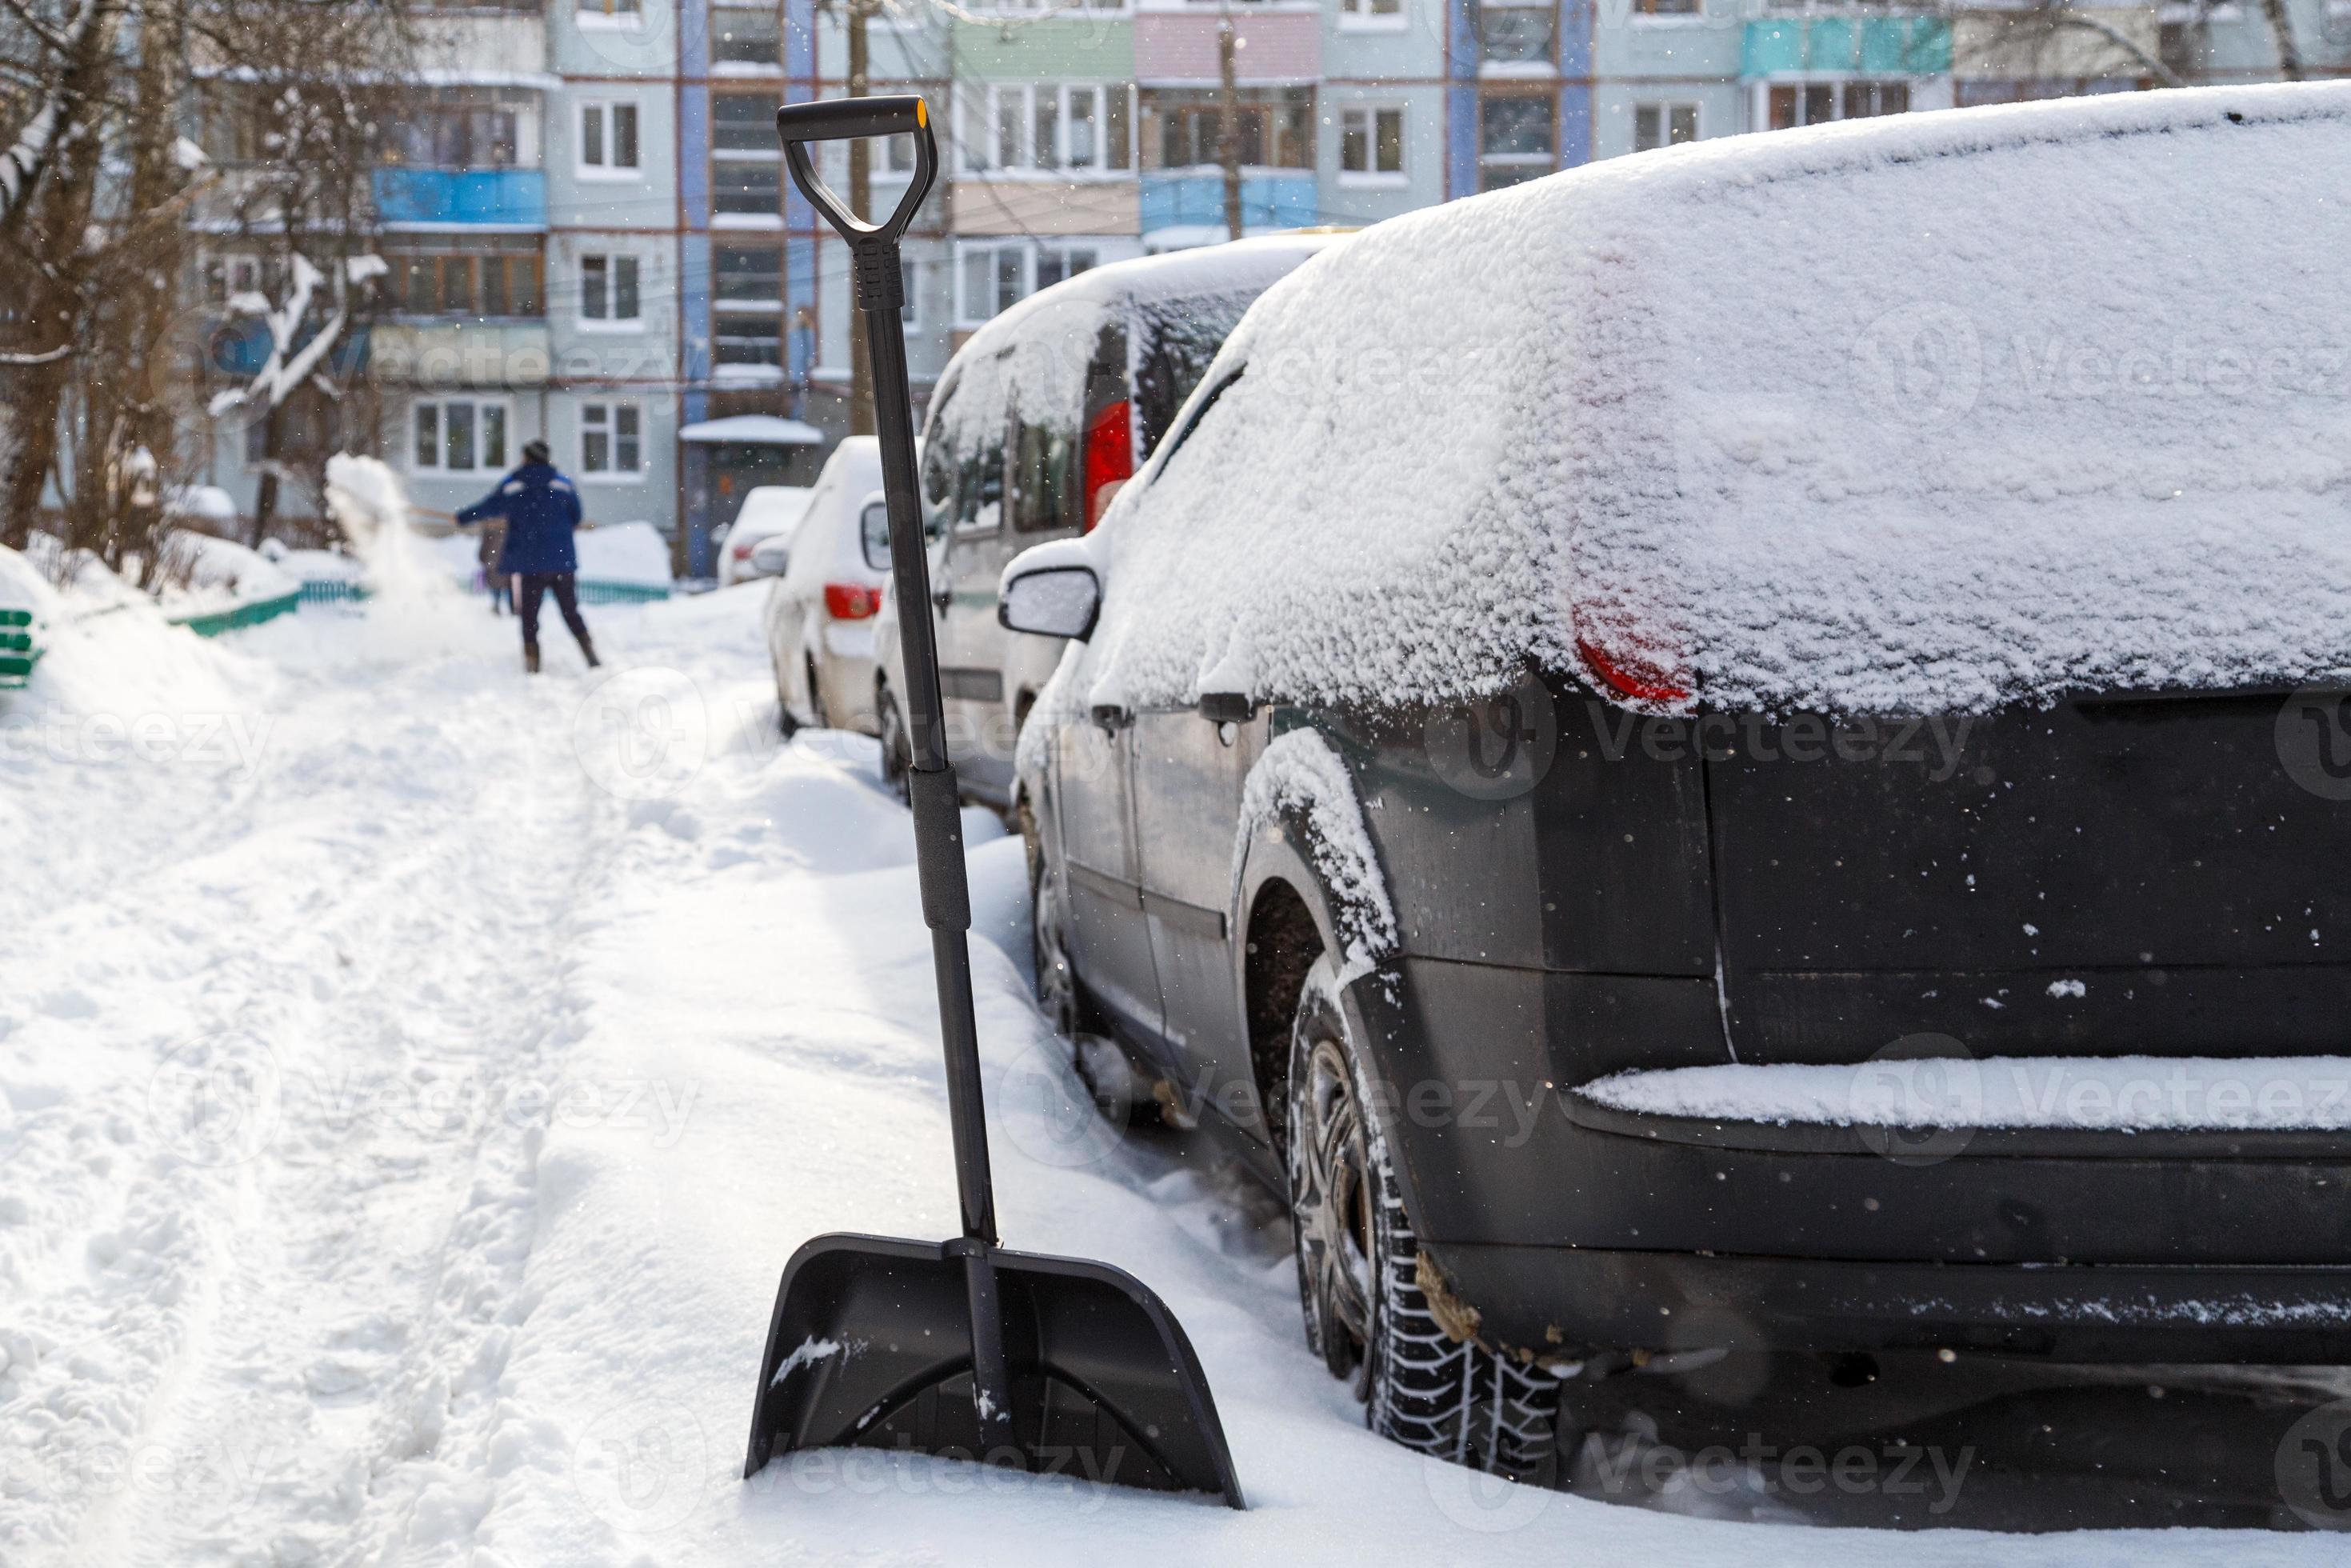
[{"xmin": 1428, "ymin": 1242, "xmax": 2351, "ymax": 1363}]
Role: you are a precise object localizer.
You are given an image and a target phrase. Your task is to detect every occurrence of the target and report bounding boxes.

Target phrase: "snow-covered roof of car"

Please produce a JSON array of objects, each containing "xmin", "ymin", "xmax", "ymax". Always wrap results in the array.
[
  {"xmin": 927, "ymin": 234, "xmax": 1347, "ymax": 467},
  {"xmin": 1066, "ymin": 84, "xmax": 2351, "ymax": 718}
]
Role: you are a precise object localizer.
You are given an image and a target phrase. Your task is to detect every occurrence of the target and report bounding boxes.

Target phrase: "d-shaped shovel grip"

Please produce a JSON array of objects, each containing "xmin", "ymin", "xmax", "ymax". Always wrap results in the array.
[{"xmin": 775, "ymin": 94, "xmax": 938, "ymax": 253}]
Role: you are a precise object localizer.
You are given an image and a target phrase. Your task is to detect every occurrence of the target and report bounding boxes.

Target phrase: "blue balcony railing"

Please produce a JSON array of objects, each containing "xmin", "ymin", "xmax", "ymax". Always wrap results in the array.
[
  {"xmin": 1140, "ymin": 171, "xmax": 1319, "ymax": 240},
  {"xmin": 371, "ymin": 167, "xmax": 548, "ymax": 228}
]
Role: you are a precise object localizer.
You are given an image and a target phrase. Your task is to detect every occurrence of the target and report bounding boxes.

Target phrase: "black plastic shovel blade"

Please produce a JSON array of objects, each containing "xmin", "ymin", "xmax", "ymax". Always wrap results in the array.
[{"xmin": 743, "ymin": 1233, "xmax": 1245, "ymax": 1508}]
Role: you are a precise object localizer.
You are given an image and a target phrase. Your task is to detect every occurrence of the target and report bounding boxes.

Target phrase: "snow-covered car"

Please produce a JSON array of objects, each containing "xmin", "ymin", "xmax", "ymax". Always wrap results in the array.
[
  {"xmin": 1002, "ymin": 86, "xmax": 2351, "ymax": 1475},
  {"xmin": 870, "ymin": 236, "xmax": 1342, "ymax": 809},
  {"xmin": 717, "ymin": 485, "xmax": 814, "ymax": 588},
  {"xmin": 765, "ymin": 438, "xmax": 895, "ymax": 734}
]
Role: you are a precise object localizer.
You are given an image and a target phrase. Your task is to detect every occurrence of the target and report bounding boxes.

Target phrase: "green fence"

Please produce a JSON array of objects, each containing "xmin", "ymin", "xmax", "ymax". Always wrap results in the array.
[
  {"xmin": 0, "ymin": 607, "xmax": 39, "ymax": 689},
  {"xmin": 167, "ymin": 589, "xmax": 302, "ymax": 638}
]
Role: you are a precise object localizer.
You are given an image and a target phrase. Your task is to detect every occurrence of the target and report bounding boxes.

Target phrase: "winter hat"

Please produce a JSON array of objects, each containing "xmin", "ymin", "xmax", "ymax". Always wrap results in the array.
[{"xmin": 522, "ymin": 438, "xmax": 551, "ymax": 465}]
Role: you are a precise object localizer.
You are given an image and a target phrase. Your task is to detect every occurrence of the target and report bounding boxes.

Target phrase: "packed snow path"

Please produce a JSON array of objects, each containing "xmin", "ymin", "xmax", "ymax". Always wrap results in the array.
[{"xmin": 0, "ymin": 591, "xmax": 2339, "ymax": 1564}]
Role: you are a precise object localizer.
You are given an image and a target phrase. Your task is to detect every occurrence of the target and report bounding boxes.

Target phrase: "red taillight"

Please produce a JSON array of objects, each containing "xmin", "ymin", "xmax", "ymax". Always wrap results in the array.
[
  {"xmin": 824, "ymin": 582, "xmax": 881, "ymax": 621},
  {"xmin": 731, "ymin": 541, "xmax": 754, "ymax": 559},
  {"xmin": 1082, "ymin": 398, "xmax": 1134, "ymax": 532},
  {"xmin": 1577, "ymin": 636, "xmax": 1690, "ymax": 705}
]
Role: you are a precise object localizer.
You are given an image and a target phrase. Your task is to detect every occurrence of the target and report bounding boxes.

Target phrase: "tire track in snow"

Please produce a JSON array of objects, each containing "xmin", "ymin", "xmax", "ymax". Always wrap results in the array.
[{"xmin": 0, "ymin": 609, "xmax": 622, "ymax": 1566}]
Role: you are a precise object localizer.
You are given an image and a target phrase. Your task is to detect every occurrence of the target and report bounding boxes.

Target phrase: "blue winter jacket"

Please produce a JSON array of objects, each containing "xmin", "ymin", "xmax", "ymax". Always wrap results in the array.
[{"xmin": 458, "ymin": 462, "xmax": 582, "ymax": 575}]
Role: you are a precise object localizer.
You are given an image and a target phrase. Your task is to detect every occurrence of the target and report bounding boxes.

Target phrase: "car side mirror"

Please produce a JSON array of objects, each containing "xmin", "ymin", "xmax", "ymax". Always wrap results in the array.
[
  {"xmin": 748, "ymin": 536, "xmax": 791, "ymax": 578},
  {"xmin": 859, "ymin": 492, "xmax": 890, "ymax": 572},
  {"xmin": 998, "ymin": 565, "xmax": 1101, "ymax": 642}
]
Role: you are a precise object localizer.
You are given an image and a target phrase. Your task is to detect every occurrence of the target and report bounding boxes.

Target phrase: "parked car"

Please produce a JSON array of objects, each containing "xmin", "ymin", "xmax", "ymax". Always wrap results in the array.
[
  {"xmin": 765, "ymin": 438, "xmax": 894, "ymax": 734},
  {"xmin": 870, "ymin": 235, "xmax": 1343, "ymax": 808},
  {"xmin": 716, "ymin": 485, "xmax": 813, "ymax": 588},
  {"xmin": 1001, "ymin": 88, "xmax": 2351, "ymax": 1477}
]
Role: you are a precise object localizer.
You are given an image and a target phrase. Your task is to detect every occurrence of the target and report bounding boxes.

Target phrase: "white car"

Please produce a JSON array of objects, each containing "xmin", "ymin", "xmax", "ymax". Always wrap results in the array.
[
  {"xmin": 716, "ymin": 486, "xmax": 814, "ymax": 588},
  {"xmin": 764, "ymin": 438, "xmax": 897, "ymax": 734}
]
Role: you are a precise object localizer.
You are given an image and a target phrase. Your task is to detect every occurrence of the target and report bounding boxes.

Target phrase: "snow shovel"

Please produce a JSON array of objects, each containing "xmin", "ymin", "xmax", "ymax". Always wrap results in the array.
[{"xmin": 744, "ymin": 94, "xmax": 1245, "ymax": 1510}]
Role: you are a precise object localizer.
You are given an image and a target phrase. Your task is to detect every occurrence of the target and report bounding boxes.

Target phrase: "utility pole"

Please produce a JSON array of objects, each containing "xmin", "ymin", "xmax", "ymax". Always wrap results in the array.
[
  {"xmin": 846, "ymin": 0, "xmax": 877, "ymax": 435},
  {"xmin": 1217, "ymin": 12, "xmax": 1243, "ymax": 243}
]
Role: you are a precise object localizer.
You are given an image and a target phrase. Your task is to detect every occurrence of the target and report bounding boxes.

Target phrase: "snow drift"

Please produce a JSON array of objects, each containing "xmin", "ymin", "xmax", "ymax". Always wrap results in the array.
[{"xmin": 1066, "ymin": 83, "xmax": 2351, "ymax": 718}]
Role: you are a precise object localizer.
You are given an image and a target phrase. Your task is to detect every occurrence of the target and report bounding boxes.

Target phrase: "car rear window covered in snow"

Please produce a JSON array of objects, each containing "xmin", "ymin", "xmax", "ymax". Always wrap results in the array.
[{"xmin": 1068, "ymin": 84, "xmax": 2351, "ymax": 721}]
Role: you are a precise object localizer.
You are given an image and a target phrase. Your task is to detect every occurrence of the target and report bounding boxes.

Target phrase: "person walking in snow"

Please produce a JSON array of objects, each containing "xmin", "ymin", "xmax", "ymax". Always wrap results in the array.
[
  {"xmin": 476, "ymin": 514, "xmax": 511, "ymax": 616},
  {"xmin": 456, "ymin": 439, "xmax": 600, "ymax": 674}
]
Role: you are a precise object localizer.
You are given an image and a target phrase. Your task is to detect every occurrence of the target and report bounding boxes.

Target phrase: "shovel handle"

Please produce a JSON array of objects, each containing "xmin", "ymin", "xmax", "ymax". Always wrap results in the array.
[{"xmin": 775, "ymin": 94, "xmax": 938, "ymax": 250}]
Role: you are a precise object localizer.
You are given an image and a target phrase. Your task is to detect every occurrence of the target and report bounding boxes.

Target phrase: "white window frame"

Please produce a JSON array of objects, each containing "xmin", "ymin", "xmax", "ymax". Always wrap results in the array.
[
  {"xmin": 1631, "ymin": 99, "xmax": 1701, "ymax": 152},
  {"xmin": 580, "ymin": 399, "xmax": 646, "ymax": 480},
  {"xmin": 1753, "ymin": 76, "xmax": 1912, "ymax": 130},
  {"xmin": 957, "ymin": 83, "xmax": 1133, "ymax": 178},
  {"xmin": 578, "ymin": 100, "xmax": 642, "ymax": 178},
  {"xmin": 954, "ymin": 238, "xmax": 1131, "ymax": 327},
  {"xmin": 410, "ymin": 397, "xmax": 515, "ymax": 476},
  {"xmin": 1337, "ymin": 0, "xmax": 1408, "ymax": 29},
  {"xmin": 577, "ymin": 250, "xmax": 645, "ymax": 331},
  {"xmin": 1335, "ymin": 103, "xmax": 1408, "ymax": 185}
]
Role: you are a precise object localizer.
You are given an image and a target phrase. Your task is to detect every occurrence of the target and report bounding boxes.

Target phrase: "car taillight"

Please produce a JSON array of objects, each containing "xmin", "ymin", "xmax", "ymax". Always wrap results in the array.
[
  {"xmin": 825, "ymin": 582, "xmax": 882, "ymax": 620},
  {"xmin": 1577, "ymin": 636, "xmax": 1690, "ymax": 705},
  {"xmin": 731, "ymin": 541, "xmax": 754, "ymax": 559},
  {"xmin": 1083, "ymin": 398, "xmax": 1133, "ymax": 532}
]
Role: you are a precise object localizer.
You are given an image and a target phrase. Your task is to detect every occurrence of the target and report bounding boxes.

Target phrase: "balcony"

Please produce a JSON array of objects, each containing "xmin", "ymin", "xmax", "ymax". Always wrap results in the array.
[
  {"xmin": 1139, "ymin": 170, "xmax": 1317, "ymax": 246},
  {"xmin": 1741, "ymin": 15, "xmax": 1952, "ymax": 78},
  {"xmin": 371, "ymin": 168, "xmax": 548, "ymax": 230}
]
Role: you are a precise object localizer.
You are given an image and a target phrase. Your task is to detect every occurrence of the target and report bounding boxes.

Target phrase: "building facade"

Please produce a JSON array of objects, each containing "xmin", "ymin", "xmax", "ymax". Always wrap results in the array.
[{"xmin": 188, "ymin": 0, "xmax": 2351, "ymax": 574}]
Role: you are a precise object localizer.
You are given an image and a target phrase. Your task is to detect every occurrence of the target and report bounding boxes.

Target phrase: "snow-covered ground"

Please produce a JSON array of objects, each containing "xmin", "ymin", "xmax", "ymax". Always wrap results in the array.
[{"xmin": 0, "ymin": 588, "xmax": 2337, "ymax": 1563}]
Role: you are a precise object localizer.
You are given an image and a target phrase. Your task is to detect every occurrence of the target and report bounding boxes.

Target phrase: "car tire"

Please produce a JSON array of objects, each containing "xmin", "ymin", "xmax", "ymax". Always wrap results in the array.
[
  {"xmin": 1288, "ymin": 978, "xmax": 1561, "ymax": 1481},
  {"xmin": 876, "ymin": 677, "xmax": 911, "ymax": 804},
  {"xmin": 806, "ymin": 652, "xmax": 831, "ymax": 730}
]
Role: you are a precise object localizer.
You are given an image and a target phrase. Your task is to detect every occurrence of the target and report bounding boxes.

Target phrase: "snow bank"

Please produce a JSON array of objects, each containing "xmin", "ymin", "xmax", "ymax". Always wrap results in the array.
[
  {"xmin": 153, "ymin": 530, "xmax": 298, "ymax": 614},
  {"xmin": 1068, "ymin": 84, "xmax": 2351, "ymax": 718},
  {"xmin": 0, "ymin": 540, "xmax": 250, "ymax": 720},
  {"xmin": 1581, "ymin": 1055, "xmax": 2351, "ymax": 1132},
  {"xmin": 576, "ymin": 520, "xmax": 672, "ymax": 586}
]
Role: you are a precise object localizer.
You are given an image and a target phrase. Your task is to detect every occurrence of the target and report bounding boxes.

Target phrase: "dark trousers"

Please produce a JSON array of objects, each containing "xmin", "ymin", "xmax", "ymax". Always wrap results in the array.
[{"xmin": 517, "ymin": 572, "xmax": 591, "ymax": 652}]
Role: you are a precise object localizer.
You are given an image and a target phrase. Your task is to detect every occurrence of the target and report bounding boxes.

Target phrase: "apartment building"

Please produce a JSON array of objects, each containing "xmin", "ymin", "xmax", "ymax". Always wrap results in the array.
[{"xmin": 185, "ymin": 0, "xmax": 2347, "ymax": 574}]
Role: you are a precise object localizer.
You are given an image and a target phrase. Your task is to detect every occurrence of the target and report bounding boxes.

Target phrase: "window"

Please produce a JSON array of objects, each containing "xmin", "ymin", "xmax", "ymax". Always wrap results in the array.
[
  {"xmin": 1765, "ymin": 78, "xmax": 1909, "ymax": 130},
  {"xmin": 385, "ymin": 238, "xmax": 544, "ymax": 318},
  {"xmin": 576, "ymin": 0, "xmax": 642, "ymax": 21},
  {"xmin": 713, "ymin": 94, "xmax": 782, "ymax": 215},
  {"xmin": 203, "ymin": 253, "xmax": 265, "ymax": 306},
  {"xmin": 713, "ymin": 244, "xmax": 782, "ymax": 366},
  {"xmin": 1477, "ymin": 3, "xmax": 1556, "ymax": 63},
  {"xmin": 1633, "ymin": 101, "xmax": 1698, "ymax": 152},
  {"xmin": 1478, "ymin": 93, "xmax": 1555, "ymax": 189},
  {"xmin": 1338, "ymin": 0, "xmax": 1405, "ymax": 24},
  {"xmin": 374, "ymin": 98, "xmax": 522, "ymax": 169},
  {"xmin": 1143, "ymin": 89, "xmax": 1314, "ymax": 170},
  {"xmin": 581, "ymin": 402, "xmax": 642, "ymax": 476},
  {"xmin": 580, "ymin": 101, "xmax": 641, "ymax": 174},
  {"xmin": 411, "ymin": 398, "xmax": 510, "ymax": 474},
  {"xmin": 954, "ymin": 241, "xmax": 1103, "ymax": 326},
  {"xmin": 1634, "ymin": 0, "xmax": 1700, "ymax": 14},
  {"xmin": 1337, "ymin": 106, "xmax": 1405, "ymax": 180},
  {"xmin": 579, "ymin": 254, "xmax": 641, "ymax": 325},
  {"xmin": 958, "ymin": 85, "xmax": 1132, "ymax": 175},
  {"xmin": 710, "ymin": 4, "xmax": 780, "ymax": 65}
]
